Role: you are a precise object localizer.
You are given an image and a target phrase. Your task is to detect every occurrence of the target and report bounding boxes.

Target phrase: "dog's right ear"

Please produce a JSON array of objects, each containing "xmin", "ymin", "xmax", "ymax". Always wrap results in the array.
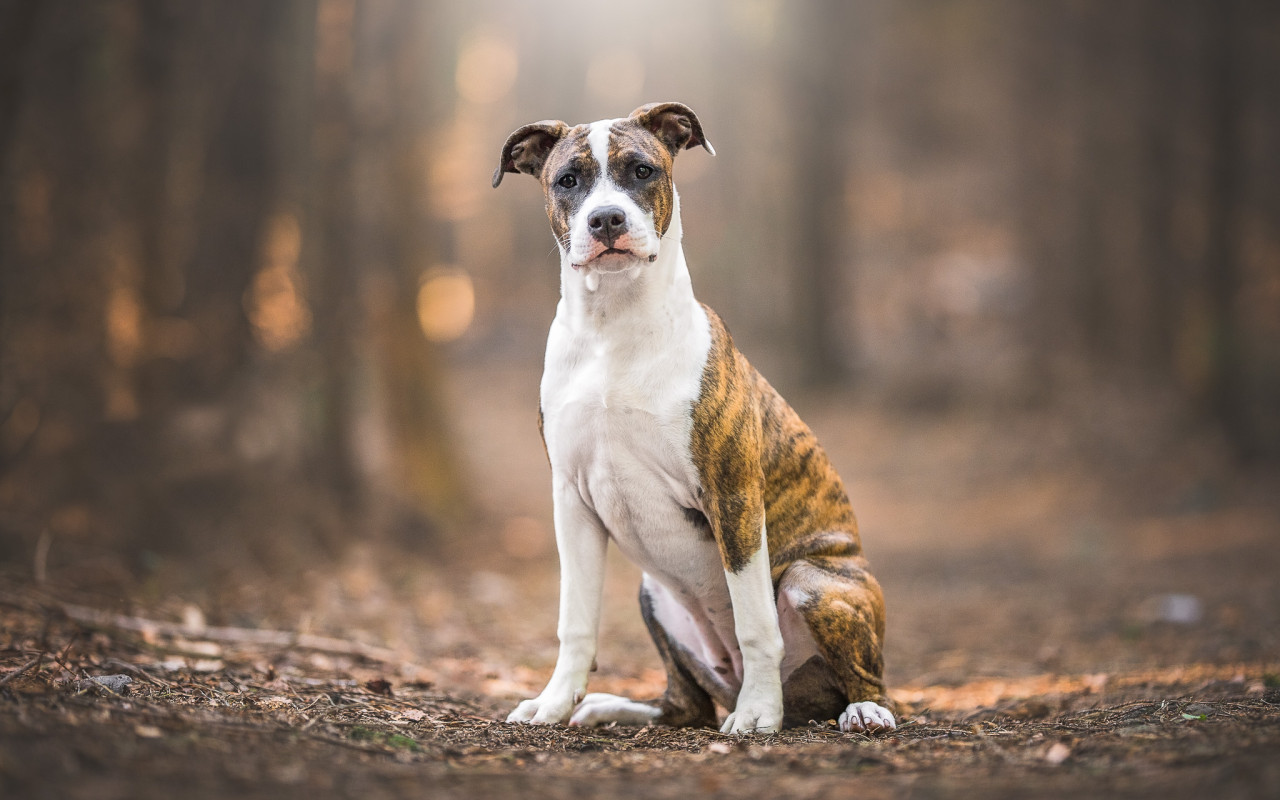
[{"xmin": 492, "ymin": 120, "xmax": 569, "ymax": 188}]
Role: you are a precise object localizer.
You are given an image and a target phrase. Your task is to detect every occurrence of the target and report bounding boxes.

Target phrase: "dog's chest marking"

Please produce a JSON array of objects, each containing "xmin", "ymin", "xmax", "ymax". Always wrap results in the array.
[{"xmin": 541, "ymin": 294, "xmax": 722, "ymax": 600}]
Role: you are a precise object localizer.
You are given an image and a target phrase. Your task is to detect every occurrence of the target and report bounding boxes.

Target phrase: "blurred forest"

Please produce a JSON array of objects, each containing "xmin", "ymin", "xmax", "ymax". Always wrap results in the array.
[{"xmin": 1, "ymin": 0, "xmax": 1278, "ymax": 588}]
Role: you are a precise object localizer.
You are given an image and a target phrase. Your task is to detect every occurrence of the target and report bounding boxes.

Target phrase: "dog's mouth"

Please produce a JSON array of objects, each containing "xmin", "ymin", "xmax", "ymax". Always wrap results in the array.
[{"xmin": 571, "ymin": 248, "xmax": 657, "ymax": 270}]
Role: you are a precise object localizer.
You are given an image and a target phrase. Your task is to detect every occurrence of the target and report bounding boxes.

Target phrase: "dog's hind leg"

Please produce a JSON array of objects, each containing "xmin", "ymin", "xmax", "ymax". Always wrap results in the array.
[
  {"xmin": 568, "ymin": 693, "xmax": 662, "ymax": 726},
  {"xmin": 778, "ymin": 555, "xmax": 896, "ymax": 733},
  {"xmin": 570, "ymin": 577, "xmax": 718, "ymax": 728}
]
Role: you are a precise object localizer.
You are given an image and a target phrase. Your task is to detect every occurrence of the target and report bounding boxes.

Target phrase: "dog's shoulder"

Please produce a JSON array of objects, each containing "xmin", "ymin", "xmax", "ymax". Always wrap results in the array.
[
  {"xmin": 689, "ymin": 303, "xmax": 760, "ymax": 472},
  {"xmin": 691, "ymin": 304, "xmax": 861, "ymax": 567}
]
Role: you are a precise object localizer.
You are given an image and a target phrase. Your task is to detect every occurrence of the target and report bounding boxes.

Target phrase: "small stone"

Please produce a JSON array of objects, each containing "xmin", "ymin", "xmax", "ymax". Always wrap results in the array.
[
  {"xmin": 181, "ymin": 604, "xmax": 207, "ymax": 633},
  {"xmin": 1158, "ymin": 594, "xmax": 1203, "ymax": 624},
  {"xmin": 79, "ymin": 675, "xmax": 133, "ymax": 694},
  {"xmin": 1044, "ymin": 742, "xmax": 1071, "ymax": 765}
]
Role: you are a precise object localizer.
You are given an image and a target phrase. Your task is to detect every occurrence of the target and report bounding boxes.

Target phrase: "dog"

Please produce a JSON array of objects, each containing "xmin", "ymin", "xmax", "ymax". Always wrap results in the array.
[{"xmin": 492, "ymin": 102, "xmax": 894, "ymax": 734}]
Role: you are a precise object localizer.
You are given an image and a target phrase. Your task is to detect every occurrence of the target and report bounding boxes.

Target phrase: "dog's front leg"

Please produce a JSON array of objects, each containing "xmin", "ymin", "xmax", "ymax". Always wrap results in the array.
[
  {"xmin": 719, "ymin": 522, "xmax": 785, "ymax": 734},
  {"xmin": 507, "ymin": 478, "xmax": 608, "ymax": 725}
]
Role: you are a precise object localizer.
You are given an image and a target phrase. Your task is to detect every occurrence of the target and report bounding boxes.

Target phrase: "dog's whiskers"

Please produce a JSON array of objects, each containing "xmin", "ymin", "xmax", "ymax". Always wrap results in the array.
[{"xmin": 546, "ymin": 233, "xmax": 572, "ymax": 259}]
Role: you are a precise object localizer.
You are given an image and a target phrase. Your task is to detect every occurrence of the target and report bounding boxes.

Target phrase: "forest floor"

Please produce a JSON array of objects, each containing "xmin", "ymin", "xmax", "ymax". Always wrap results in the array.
[{"xmin": 3, "ymin": 364, "xmax": 1280, "ymax": 798}]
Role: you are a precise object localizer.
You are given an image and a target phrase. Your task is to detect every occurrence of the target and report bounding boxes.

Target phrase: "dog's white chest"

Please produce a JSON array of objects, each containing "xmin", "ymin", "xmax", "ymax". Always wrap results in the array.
[{"xmin": 540, "ymin": 300, "xmax": 727, "ymax": 600}]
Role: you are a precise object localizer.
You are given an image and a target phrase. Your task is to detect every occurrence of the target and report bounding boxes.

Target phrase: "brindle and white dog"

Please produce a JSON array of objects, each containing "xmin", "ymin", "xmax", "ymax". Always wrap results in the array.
[{"xmin": 493, "ymin": 103, "xmax": 894, "ymax": 734}]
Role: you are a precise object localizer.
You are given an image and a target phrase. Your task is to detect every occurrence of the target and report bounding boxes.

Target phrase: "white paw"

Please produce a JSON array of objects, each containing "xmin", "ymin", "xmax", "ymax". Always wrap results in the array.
[
  {"xmin": 721, "ymin": 696, "xmax": 783, "ymax": 734},
  {"xmin": 839, "ymin": 701, "xmax": 896, "ymax": 733},
  {"xmin": 506, "ymin": 692, "xmax": 577, "ymax": 725},
  {"xmin": 568, "ymin": 693, "xmax": 661, "ymax": 727}
]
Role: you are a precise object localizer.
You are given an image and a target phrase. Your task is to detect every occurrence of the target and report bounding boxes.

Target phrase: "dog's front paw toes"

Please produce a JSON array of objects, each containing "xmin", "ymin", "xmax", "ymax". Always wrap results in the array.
[
  {"xmin": 839, "ymin": 701, "xmax": 896, "ymax": 733},
  {"xmin": 720, "ymin": 703, "xmax": 783, "ymax": 735},
  {"xmin": 568, "ymin": 693, "xmax": 661, "ymax": 727},
  {"xmin": 507, "ymin": 695, "xmax": 574, "ymax": 725},
  {"xmin": 505, "ymin": 698, "xmax": 542, "ymax": 723}
]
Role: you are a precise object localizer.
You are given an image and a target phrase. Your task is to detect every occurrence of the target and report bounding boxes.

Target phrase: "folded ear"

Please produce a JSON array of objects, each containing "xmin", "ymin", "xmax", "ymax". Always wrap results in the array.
[
  {"xmin": 628, "ymin": 102, "xmax": 715, "ymax": 157},
  {"xmin": 492, "ymin": 120, "xmax": 569, "ymax": 188}
]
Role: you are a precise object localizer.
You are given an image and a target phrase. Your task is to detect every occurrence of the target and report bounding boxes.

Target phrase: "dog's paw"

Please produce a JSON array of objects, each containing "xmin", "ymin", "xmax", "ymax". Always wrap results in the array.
[
  {"xmin": 568, "ymin": 693, "xmax": 662, "ymax": 727},
  {"xmin": 506, "ymin": 693, "xmax": 576, "ymax": 725},
  {"xmin": 720, "ymin": 696, "xmax": 783, "ymax": 735},
  {"xmin": 839, "ymin": 701, "xmax": 896, "ymax": 733}
]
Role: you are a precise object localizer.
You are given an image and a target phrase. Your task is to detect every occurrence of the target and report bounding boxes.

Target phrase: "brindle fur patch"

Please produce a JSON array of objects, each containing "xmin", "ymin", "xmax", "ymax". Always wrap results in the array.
[
  {"xmin": 680, "ymin": 505, "xmax": 714, "ymax": 540},
  {"xmin": 690, "ymin": 306, "xmax": 888, "ymax": 712},
  {"xmin": 689, "ymin": 307, "xmax": 766, "ymax": 574},
  {"xmin": 538, "ymin": 127, "xmax": 597, "ymax": 246},
  {"xmin": 537, "ymin": 407, "xmax": 548, "ymax": 463},
  {"xmin": 691, "ymin": 306, "xmax": 863, "ymax": 574},
  {"xmin": 605, "ymin": 120, "xmax": 676, "ymax": 236},
  {"xmin": 784, "ymin": 558, "xmax": 888, "ymax": 705}
]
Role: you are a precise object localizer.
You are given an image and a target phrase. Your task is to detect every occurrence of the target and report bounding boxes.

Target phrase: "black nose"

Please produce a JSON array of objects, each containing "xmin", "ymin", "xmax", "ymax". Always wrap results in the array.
[{"xmin": 587, "ymin": 205, "xmax": 628, "ymax": 246}]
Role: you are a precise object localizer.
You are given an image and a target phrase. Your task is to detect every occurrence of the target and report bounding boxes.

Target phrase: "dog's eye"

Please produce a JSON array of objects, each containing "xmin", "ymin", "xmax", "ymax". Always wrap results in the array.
[
  {"xmin": 635, "ymin": 165, "xmax": 653, "ymax": 180},
  {"xmin": 557, "ymin": 173, "xmax": 577, "ymax": 189}
]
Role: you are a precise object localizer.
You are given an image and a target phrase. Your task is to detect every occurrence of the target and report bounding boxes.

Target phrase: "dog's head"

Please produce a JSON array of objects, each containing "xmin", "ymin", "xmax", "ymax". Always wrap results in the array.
[{"xmin": 493, "ymin": 103, "xmax": 714, "ymax": 273}]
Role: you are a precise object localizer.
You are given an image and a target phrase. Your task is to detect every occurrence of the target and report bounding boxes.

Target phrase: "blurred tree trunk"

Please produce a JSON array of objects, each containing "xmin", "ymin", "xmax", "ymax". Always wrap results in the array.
[
  {"xmin": 0, "ymin": 0, "xmax": 464, "ymax": 575},
  {"xmin": 1066, "ymin": 0, "xmax": 1111, "ymax": 361},
  {"xmin": 1138, "ymin": 0, "xmax": 1178, "ymax": 374},
  {"xmin": 789, "ymin": 0, "xmax": 856, "ymax": 386},
  {"xmin": 1204, "ymin": 0, "xmax": 1249, "ymax": 455},
  {"xmin": 355, "ymin": 0, "xmax": 469, "ymax": 525},
  {"xmin": 1013, "ymin": 1, "xmax": 1075, "ymax": 398},
  {"xmin": 311, "ymin": 0, "xmax": 364, "ymax": 516},
  {"xmin": 0, "ymin": 0, "xmax": 41, "ymax": 418},
  {"xmin": 0, "ymin": 0, "xmax": 39, "ymax": 165}
]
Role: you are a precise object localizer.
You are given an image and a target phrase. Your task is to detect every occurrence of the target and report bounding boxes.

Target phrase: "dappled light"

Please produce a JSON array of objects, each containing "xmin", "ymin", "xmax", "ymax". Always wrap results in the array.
[
  {"xmin": 416, "ymin": 269, "xmax": 476, "ymax": 343},
  {"xmin": 455, "ymin": 32, "xmax": 519, "ymax": 106},
  {"xmin": 247, "ymin": 212, "xmax": 311, "ymax": 352}
]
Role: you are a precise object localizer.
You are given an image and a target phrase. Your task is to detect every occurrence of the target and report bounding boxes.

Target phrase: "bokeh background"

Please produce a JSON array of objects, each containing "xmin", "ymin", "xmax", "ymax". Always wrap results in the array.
[{"xmin": 1, "ymin": 0, "xmax": 1278, "ymax": 692}]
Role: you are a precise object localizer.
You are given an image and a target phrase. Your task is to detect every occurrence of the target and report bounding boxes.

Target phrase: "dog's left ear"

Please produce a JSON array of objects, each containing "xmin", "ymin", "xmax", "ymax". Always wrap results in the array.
[
  {"xmin": 629, "ymin": 102, "xmax": 716, "ymax": 157},
  {"xmin": 493, "ymin": 119, "xmax": 570, "ymax": 188}
]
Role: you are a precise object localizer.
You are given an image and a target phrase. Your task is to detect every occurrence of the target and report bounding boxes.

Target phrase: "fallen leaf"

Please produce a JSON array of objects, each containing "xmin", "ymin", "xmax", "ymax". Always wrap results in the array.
[
  {"xmin": 170, "ymin": 637, "xmax": 222, "ymax": 657},
  {"xmin": 365, "ymin": 678, "xmax": 393, "ymax": 697},
  {"xmin": 135, "ymin": 725, "xmax": 163, "ymax": 738}
]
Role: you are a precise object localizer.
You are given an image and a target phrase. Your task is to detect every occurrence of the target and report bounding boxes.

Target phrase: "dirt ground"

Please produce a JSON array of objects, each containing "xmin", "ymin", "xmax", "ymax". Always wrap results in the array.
[{"xmin": 3, "ymin": 363, "xmax": 1280, "ymax": 798}]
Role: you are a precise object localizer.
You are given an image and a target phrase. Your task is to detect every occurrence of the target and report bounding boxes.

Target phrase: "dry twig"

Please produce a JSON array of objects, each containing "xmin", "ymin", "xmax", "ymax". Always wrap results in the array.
[
  {"xmin": 61, "ymin": 603, "xmax": 403, "ymax": 664},
  {"xmin": 0, "ymin": 656, "xmax": 41, "ymax": 688}
]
